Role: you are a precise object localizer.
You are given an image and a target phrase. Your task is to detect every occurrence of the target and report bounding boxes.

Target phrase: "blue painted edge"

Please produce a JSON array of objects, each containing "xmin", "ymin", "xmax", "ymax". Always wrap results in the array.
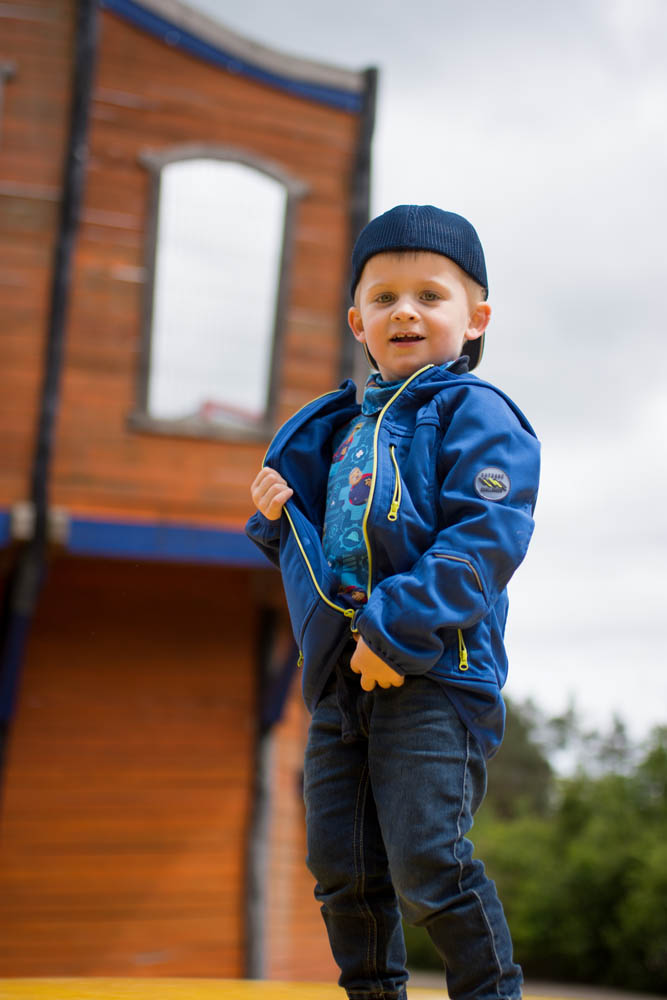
[
  {"xmin": 0, "ymin": 510, "xmax": 9, "ymax": 548},
  {"xmin": 100, "ymin": 0, "xmax": 364, "ymax": 112},
  {"xmin": 69, "ymin": 517, "xmax": 273, "ymax": 566},
  {"xmin": 0, "ymin": 508, "xmax": 273, "ymax": 567}
]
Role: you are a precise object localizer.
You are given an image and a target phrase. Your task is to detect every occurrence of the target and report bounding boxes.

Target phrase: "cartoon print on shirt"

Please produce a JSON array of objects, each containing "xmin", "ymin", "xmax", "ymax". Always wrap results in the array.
[
  {"xmin": 337, "ymin": 583, "xmax": 368, "ymax": 606},
  {"xmin": 332, "ymin": 421, "xmax": 364, "ymax": 463},
  {"xmin": 348, "ymin": 467, "xmax": 373, "ymax": 505},
  {"xmin": 323, "ymin": 379, "xmax": 408, "ymax": 611}
]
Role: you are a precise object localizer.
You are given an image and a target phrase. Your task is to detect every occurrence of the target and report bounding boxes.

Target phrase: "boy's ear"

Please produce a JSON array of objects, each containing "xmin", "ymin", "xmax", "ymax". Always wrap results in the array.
[
  {"xmin": 348, "ymin": 306, "xmax": 366, "ymax": 343},
  {"xmin": 465, "ymin": 302, "xmax": 491, "ymax": 342}
]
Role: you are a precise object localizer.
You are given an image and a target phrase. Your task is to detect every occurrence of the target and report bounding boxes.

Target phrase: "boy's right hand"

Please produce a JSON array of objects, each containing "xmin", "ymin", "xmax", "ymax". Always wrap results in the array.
[{"xmin": 250, "ymin": 467, "xmax": 294, "ymax": 521}]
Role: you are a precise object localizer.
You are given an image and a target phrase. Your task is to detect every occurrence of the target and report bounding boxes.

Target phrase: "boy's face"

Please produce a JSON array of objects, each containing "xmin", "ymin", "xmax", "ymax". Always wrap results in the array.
[{"xmin": 348, "ymin": 251, "xmax": 490, "ymax": 383}]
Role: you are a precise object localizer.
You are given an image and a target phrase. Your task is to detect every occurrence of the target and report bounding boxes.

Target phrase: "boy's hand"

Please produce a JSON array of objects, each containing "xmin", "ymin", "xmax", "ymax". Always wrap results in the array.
[
  {"xmin": 350, "ymin": 636, "xmax": 405, "ymax": 692},
  {"xmin": 251, "ymin": 467, "xmax": 293, "ymax": 520}
]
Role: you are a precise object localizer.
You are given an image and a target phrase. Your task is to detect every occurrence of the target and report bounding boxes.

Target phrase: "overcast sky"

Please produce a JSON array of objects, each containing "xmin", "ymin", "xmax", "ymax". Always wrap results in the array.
[{"xmin": 187, "ymin": 0, "xmax": 666, "ymax": 743}]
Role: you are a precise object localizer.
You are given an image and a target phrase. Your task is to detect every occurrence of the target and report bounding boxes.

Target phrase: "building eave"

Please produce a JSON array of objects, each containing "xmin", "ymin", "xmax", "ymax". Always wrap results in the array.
[{"xmin": 100, "ymin": 0, "xmax": 368, "ymax": 111}]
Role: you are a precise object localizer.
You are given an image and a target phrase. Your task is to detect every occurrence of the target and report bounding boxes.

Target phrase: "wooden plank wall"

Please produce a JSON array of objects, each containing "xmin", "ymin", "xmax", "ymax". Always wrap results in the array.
[
  {"xmin": 266, "ymin": 674, "xmax": 338, "ymax": 982},
  {"xmin": 0, "ymin": 557, "xmax": 257, "ymax": 976},
  {"xmin": 0, "ymin": 1, "xmax": 75, "ymax": 508},
  {"xmin": 0, "ymin": 5, "xmax": 365, "ymax": 981},
  {"xmin": 48, "ymin": 11, "xmax": 361, "ymax": 528}
]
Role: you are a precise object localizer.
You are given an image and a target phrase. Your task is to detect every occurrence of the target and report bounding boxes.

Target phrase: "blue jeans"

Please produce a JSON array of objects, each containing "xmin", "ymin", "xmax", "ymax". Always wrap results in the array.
[{"xmin": 303, "ymin": 660, "xmax": 522, "ymax": 1000}]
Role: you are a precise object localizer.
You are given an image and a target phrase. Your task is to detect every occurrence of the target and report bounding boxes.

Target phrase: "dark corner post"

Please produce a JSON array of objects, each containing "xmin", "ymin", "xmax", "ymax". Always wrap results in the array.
[
  {"xmin": 244, "ymin": 605, "xmax": 276, "ymax": 979},
  {"xmin": 0, "ymin": 0, "xmax": 99, "ymax": 786},
  {"xmin": 339, "ymin": 66, "xmax": 378, "ymax": 383},
  {"xmin": 244, "ymin": 601, "xmax": 299, "ymax": 978}
]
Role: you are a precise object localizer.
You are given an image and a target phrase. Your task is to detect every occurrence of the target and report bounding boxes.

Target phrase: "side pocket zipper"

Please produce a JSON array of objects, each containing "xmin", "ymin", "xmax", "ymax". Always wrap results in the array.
[
  {"xmin": 387, "ymin": 445, "xmax": 402, "ymax": 522},
  {"xmin": 432, "ymin": 555, "xmax": 480, "ymax": 674}
]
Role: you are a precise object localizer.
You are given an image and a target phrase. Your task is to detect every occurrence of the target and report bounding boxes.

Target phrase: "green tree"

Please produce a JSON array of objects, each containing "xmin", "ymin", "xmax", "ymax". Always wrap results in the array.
[
  {"xmin": 486, "ymin": 697, "xmax": 554, "ymax": 818},
  {"xmin": 406, "ymin": 715, "xmax": 667, "ymax": 992},
  {"xmin": 477, "ymin": 725, "xmax": 667, "ymax": 989}
]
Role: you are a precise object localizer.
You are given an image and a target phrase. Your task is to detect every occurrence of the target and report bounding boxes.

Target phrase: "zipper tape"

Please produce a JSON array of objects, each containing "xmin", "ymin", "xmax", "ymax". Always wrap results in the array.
[
  {"xmin": 283, "ymin": 507, "xmax": 354, "ymax": 620},
  {"xmin": 433, "ymin": 553, "xmax": 484, "ymax": 593},
  {"xmin": 457, "ymin": 629, "xmax": 469, "ymax": 671},
  {"xmin": 362, "ymin": 364, "xmax": 434, "ymax": 594},
  {"xmin": 387, "ymin": 445, "xmax": 402, "ymax": 522},
  {"xmin": 261, "ymin": 386, "xmax": 352, "ymax": 469}
]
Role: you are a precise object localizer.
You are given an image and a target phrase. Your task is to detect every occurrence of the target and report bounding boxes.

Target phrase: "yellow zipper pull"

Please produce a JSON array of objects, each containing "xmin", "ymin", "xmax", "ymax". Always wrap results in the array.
[
  {"xmin": 297, "ymin": 650, "xmax": 304, "ymax": 668},
  {"xmin": 387, "ymin": 445, "xmax": 401, "ymax": 522},
  {"xmin": 457, "ymin": 629, "xmax": 469, "ymax": 671}
]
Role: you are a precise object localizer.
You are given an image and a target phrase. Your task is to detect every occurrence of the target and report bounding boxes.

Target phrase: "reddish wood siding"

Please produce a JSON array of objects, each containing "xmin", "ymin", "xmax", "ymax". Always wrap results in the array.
[
  {"xmin": 266, "ymin": 675, "xmax": 338, "ymax": 981},
  {"xmin": 46, "ymin": 11, "xmax": 361, "ymax": 529},
  {"xmin": 0, "ymin": 558, "xmax": 257, "ymax": 976},
  {"xmin": 0, "ymin": 1, "xmax": 75, "ymax": 507},
  {"xmin": 0, "ymin": 4, "xmax": 368, "ymax": 981}
]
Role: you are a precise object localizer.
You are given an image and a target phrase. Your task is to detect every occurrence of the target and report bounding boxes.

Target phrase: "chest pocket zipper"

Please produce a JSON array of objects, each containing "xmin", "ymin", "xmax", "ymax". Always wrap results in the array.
[
  {"xmin": 387, "ymin": 445, "xmax": 402, "ymax": 522},
  {"xmin": 457, "ymin": 629, "xmax": 469, "ymax": 671}
]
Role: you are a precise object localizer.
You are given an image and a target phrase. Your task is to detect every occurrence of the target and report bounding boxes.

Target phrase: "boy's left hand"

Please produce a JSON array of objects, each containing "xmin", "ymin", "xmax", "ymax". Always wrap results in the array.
[{"xmin": 350, "ymin": 636, "xmax": 405, "ymax": 691}]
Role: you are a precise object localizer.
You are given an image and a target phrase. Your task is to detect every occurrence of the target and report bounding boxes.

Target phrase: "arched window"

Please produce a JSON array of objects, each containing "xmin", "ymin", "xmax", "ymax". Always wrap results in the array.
[{"xmin": 133, "ymin": 149, "xmax": 306, "ymax": 438}]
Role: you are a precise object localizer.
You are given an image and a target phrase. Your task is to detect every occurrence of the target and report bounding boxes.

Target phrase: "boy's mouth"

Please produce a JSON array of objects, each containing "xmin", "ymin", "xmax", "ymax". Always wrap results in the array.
[{"xmin": 390, "ymin": 333, "xmax": 424, "ymax": 343}]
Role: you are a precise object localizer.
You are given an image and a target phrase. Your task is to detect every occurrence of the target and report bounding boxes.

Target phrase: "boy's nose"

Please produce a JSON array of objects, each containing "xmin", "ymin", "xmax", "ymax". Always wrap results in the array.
[{"xmin": 391, "ymin": 299, "xmax": 418, "ymax": 322}]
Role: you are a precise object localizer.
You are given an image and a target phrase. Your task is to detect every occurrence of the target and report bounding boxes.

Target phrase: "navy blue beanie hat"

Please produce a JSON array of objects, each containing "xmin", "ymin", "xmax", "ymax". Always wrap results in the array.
[{"xmin": 350, "ymin": 204, "xmax": 488, "ymax": 370}]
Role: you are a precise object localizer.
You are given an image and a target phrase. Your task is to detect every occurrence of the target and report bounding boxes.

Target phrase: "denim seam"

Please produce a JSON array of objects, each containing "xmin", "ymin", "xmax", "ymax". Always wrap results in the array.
[
  {"xmin": 455, "ymin": 729, "xmax": 505, "ymax": 997},
  {"xmin": 347, "ymin": 993, "xmax": 405, "ymax": 1000},
  {"xmin": 353, "ymin": 761, "xmax": 381, "ymax": 992}
]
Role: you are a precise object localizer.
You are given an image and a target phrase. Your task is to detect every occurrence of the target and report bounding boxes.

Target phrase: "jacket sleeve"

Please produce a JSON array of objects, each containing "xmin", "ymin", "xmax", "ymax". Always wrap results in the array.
[
  {"xmin": 353, "ymin": 388, "xmax": 540, "ymax": 675},
  {"xmin": 245, "ymin": 510, "xmax": 283, "ymax": 569}
]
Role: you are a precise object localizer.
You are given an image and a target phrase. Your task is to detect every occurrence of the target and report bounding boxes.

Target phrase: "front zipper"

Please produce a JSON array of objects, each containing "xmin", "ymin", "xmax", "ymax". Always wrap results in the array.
[
  {"xmin": 283, "ymin": 507, "xmax": 355, "ymax": 622},
  {"xmin": 362, "ymin": 364, "xmax": 434, "ymax": 596},
  {"xmin": 281, "ymin": 366, "xmax": 432, "ymax": 643},
  {"xmin": 261, "ymin": 386, "xmax": 354, "ymax": 469},
  {"xmin": 262, "ymin": 386, "xmax": 358, "ymax": 657},
  {"xmin": 387, "ymin": 445, "xmax": 402, "ymax": 522}
]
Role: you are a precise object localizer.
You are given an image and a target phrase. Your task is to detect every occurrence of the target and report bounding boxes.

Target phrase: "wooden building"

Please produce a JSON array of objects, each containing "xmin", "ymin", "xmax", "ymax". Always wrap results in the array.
[{"xmin": 0, "ymin": 0, "xmax": 375, "ymax": 979}]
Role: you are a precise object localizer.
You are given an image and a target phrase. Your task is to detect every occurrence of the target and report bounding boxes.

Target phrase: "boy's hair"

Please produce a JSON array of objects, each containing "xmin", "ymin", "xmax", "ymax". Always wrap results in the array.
[{"xmin": 350, "ymin": 205, "xmax": 488, "ymax": 370}]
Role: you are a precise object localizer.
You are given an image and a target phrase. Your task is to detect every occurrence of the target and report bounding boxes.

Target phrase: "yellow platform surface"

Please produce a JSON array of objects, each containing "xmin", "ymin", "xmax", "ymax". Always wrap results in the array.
[
  {"xmin": 0, "ymin": 981, "xmax": 449, "ymax": 1000},
  {"xmin": 0, "ymin": 981, "xmax": 583, "ymax": 1000}
]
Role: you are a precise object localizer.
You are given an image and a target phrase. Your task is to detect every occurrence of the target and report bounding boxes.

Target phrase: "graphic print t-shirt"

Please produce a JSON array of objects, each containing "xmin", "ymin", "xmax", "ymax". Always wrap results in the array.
[{"xmin": 322, "ymin": 375, "xmax": 404, "ymax": 608}]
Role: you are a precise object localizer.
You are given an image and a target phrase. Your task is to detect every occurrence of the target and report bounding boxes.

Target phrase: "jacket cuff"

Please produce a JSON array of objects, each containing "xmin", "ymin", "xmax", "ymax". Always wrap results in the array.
[
  {"xmin": 352, "ymin": 608, "xmax": 426, "ymax": 677},
  {"xmin": 245, "ymin": 510, "xmax": 282, "ymax": 546}
]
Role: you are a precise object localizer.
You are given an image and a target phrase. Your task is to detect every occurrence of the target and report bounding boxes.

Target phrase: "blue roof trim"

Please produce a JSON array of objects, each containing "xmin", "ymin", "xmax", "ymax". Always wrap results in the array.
[
  {"xmin": 67, "ymin": 516, "xmax": 272, "ymax": 566},
  {"xmin": 0, "ymin": 508, "xmax": 271, "ymax": 566},
  {"xmin": 100, "ymin": 0, "xmax": 364, "ymax": 112},
  {"xmin": 0, "ymin": 510, "xmax": 9, "ymax": 548}
]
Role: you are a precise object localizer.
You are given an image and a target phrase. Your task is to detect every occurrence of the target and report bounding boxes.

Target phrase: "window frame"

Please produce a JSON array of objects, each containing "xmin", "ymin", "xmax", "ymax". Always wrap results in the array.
[
  {"xmin": 0, "ymin": 62, "xmax": 16, "ymax": 148},
  {"xmin": 130, "ymin": 145, "xmax": 307, "ymax": 441}
]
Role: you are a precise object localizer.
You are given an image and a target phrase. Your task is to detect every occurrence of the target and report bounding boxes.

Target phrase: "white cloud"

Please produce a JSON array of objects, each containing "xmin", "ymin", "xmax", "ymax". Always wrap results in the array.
[{"xmin": 185, "ymin": 0, "xmax": 667, "ymax": 737}]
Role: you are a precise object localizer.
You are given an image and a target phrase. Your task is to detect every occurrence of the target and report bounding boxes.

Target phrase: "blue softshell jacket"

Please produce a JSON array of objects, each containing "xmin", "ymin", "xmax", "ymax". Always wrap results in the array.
[{"xmin": 245, "ymin": 362, "xmax": 540, "ymax": 758}]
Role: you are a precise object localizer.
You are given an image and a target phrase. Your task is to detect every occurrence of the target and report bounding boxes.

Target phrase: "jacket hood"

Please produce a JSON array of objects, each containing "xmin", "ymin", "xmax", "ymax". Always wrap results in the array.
[{"xmin": 381, "ymin": 363, "xmax": 538, "ymax": 440}]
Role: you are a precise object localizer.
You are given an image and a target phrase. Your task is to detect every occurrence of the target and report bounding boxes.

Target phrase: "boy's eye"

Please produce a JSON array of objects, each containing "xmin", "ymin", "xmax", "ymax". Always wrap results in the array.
[
  {"xmin": 375, "ymin": 292, "xmax": 395, "ymax": 303},
  {"xmin": 421, "ymin": 290, "xmax": 439, "ymax": 301}
]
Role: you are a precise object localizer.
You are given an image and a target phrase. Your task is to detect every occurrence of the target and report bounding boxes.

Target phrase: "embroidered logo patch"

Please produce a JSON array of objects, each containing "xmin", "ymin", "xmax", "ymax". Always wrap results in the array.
[{"xmin": 474, "ymin": 468, "xmax": 510, "ymax": 501}]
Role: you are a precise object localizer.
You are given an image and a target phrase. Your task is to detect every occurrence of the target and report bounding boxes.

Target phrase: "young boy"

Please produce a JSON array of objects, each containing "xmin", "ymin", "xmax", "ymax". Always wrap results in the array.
[{"xmin": 246, "ymin": 205, "xmax": 540, "ymax": 1000}]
